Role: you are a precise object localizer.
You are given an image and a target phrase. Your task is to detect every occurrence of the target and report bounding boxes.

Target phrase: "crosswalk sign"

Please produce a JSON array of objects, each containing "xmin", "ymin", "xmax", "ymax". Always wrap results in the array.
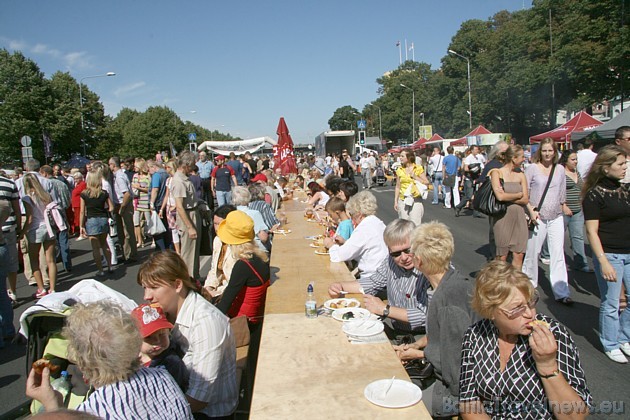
[
  {"xmin": 357, "ymin": 120, "xmax": 366, "ymax": 129},
  {"xmin": 188, "ymin": 133, "xmax": 197, "ymax": 141}
]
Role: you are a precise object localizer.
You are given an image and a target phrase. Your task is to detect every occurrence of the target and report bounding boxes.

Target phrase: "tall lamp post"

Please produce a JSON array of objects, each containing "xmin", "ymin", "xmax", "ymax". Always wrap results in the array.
[
  {"xmin": 400, "ymin": 84, "xmax": 415, "ymax": 143},
  {"xmin": 372, "ymin": 105, "xmax": 383, "ymax": 142},
  {"xmin": 79, "ymin": 72, "xmax": 116, "ymax": 156},
  {"xmin": 448, "ymin": 49, "xmax": 472, "ymax": 128}
]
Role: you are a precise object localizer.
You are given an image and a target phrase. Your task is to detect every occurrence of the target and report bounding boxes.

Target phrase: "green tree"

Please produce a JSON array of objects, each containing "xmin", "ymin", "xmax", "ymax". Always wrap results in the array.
[
  {"xmin": 328, "ymin": 105, "xmax": 361, "ymax": 131},
  {"xmin": 118, "ymin": 106, "xmax": 187, "ymax": 158},
  {"xmin": 44, "ymin": 72, "xmax": 83, "ymax": 159},
  {"xmin": 0, "ymin": 49, "xmax": 51, "ymax": 163}
]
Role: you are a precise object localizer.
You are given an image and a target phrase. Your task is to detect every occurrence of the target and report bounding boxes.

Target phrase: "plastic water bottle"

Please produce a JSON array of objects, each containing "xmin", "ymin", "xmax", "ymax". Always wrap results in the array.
[
  {"xmin": 305, "ymin": 283, "xmax": 317, "ymax": 318},
  {"xmin": 50, "ymin": 371, "xmax": 71, "ymax": 405}
]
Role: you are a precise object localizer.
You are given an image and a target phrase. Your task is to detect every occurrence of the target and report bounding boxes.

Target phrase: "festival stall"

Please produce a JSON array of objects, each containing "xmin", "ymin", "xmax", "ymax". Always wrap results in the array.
[{"xmin": 529, "ymin": 111, "xmax": 602, "ymax": 146}]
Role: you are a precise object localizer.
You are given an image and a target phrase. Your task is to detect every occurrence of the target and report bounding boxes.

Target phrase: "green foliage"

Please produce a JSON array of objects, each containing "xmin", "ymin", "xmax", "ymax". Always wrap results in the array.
[{"xmin": 328, "ymin": 105, "xmax": 361, "ymax": 131}]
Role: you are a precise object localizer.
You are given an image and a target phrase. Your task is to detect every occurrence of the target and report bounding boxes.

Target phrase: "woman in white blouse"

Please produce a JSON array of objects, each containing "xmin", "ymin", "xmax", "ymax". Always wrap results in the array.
[{"xmin": 325, "ymin": 191, "xmax": 388, "ymax": 282}]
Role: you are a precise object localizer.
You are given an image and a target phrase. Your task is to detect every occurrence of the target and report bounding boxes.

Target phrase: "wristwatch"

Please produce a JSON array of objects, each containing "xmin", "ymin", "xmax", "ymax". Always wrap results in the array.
[
  {"xmin": 382, "ymin": 304, "xmax": 391, "ymax": 318},
  {"xmin": 539, "ymin": 369, "xmax": 560, "ymax": 379}
]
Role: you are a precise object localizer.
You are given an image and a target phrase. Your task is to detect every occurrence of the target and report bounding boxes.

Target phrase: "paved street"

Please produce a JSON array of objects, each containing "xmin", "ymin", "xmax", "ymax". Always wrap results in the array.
[{"xmin": 0, "ymin": 179, "xmax": 628, "ymax": 418}]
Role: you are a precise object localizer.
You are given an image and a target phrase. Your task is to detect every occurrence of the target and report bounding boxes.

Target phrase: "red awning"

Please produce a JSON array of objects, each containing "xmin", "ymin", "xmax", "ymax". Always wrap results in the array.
[
  {"xmin": 451, "ymin": 125, "xmax": 493, "ymax": 146},
  {"xmin": 410, "ymin": 137, "xmax": 429, "ymax": 150},
  {"xmin": 529, "ymin": 111, "xmax": 603, "ymax": 144}
]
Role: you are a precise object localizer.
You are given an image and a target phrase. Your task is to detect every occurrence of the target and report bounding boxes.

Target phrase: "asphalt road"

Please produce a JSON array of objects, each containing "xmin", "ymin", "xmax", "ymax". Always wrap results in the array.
[{"xmin": 0, "ymin": 178, "xmax": 628, "ymax": 418}]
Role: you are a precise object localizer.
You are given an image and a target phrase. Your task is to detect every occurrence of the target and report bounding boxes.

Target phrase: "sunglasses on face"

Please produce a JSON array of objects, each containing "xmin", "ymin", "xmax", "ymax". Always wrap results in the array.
[
  {"xmin": 499, "ymin": 292, "xmax": 539, "ymax": 319},
  {"xmin": 389, "ymin": 248, "xmax": 412, "ymax": 258}
]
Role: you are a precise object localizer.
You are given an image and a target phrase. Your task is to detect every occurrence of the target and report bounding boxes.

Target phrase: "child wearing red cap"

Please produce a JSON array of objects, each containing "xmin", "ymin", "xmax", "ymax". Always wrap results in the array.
[{"xmin": 131, "ymin": 303, "xmax": 189, "ymax": 392}]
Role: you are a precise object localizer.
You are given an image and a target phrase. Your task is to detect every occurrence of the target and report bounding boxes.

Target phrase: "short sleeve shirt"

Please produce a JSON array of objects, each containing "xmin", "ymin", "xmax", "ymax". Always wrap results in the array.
[
  {"xmin": 211, "ymin": 166, "xmax": 235, "ymax": 192},
  {"xmin": 170, "ymin": 171, "xmax": 197, "ymax": 210}
]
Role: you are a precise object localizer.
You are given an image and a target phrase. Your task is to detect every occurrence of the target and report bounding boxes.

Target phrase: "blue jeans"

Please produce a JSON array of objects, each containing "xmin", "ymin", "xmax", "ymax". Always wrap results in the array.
[
  {"xmin": 594, "ymin": 253, "xmax": 630, "ymax": 352},
  {"xmin": 216, "ymin": 190, "xmax": 232, "ymax": 207},
  {"xmin": 432, "ymin": 172, "xmax": 443, "ymax": 204},
  {"xmin": 55, "ymin": 214, "xmax": 71, "ymax": 270},
  {"xmin": 564, "ymin": 211, "xmax": 589, "ymax": 269},
  {"xmin": 0, "ymin": 244, "xmax": 15, "ymax": 347}
]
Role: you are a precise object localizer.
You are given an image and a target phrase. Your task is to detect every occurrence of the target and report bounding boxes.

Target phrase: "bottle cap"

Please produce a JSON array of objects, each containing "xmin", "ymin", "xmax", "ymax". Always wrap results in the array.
[{"xmin": 307, "ymin": 284, "xmax": 313, "ymax": 293}]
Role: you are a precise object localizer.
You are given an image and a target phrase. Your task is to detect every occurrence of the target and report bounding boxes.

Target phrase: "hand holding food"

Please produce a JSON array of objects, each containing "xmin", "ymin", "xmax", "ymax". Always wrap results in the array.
[
  {"xmin": 528, "ymin": 320, "xmax": 558, "ymax": 373},
  {"xmin": 32, "ymin": 358, "xmax": 60, "ymax": 375}
]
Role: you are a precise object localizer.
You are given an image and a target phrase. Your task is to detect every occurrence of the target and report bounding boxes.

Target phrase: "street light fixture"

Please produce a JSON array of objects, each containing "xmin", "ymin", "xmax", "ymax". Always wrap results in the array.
[
  {"xmin": 373, "ymin": 105, "xmax": 383, "ymax": 142},
  {"xmin": 400, "ymin": 84, "xmax": 415, "ymax": 142},
  {"xmin": 448, "ymin": 49, "xmax": 472, "ymax": 128},
  {"xmin": 79, "ymin": 72, "xmax": 116, "ymax": 156}
]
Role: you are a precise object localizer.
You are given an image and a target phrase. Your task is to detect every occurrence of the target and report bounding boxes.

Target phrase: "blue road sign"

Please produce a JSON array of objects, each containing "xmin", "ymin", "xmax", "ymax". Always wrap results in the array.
[
  {"xmin": 188, "ymin": 133, "xmax": 197, "ymax": 141},
  {"xmin": 357, "ymin": 120, "xmax": 366, "ymax": 129}
]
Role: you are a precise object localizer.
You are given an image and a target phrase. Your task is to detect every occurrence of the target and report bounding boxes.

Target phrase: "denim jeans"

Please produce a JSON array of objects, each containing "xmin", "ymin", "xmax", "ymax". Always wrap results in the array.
[
  {"xmin": 564, "ymin": 211, "xmax": 589, "ymax": 270},
  {"xmin": 216, "ymin": 190, "xmax": 232, "ymax": 207},
  {"xmin": 0, "ymin": 244, "xmax": 15, "ymax": 347},
  {"xmin": 432, "ymin": 172, "xmax": 443, "ymax": 204},
  {"xmin": 594, "ymin": 253, "xmax": 630, "ymax": 352}
]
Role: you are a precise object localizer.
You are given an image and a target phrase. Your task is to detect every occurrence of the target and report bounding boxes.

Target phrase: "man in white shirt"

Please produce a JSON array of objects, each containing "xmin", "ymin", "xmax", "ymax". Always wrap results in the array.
[
  {"xmin": 577, "ymin": 139, "xmax": 597, "ymax": 179},
  {"xmin": 614, "ymin": 126, "xmax": 630, "ymax": 184},
  {"xmin": 359, "ymin": 152, "xmax": 372, "ymax": 189},
  {"xmin": 429, "ymin": 147, "xmax": 444, "ymax": 205},
  {"xmin": 109, "ymin": 157, "xmax": 138, "ymax": 262},
  {"xmin": 455, "ymin": 145, "xmax": 486, "ymax": 218}
]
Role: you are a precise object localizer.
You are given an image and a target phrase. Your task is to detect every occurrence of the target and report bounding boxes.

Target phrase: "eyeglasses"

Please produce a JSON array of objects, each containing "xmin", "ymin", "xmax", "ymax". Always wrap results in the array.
[
  {"xmin": 389, "ymin": 248, "xmax": 412, "ymax": 258},
  {"xmin": 498, "ymin": 291, "xmax": 539, "ymax": 319}
]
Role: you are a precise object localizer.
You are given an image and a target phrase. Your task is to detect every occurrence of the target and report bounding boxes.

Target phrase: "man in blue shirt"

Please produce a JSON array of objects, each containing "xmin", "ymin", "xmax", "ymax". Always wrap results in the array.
[
  {"xmin": 196, "ymin": 151, "xmax": 214, "ymax": 209},
  {"xmin": 149, "ymin": 160, "xmax": 171, "ymax": 251},
  {"xmin": 442, "ymin": 146, "xmax": 461, "ymax": 209},
  {"xmin": 226, "ymin": 152, "xmax": 244, "ymax": 185}
]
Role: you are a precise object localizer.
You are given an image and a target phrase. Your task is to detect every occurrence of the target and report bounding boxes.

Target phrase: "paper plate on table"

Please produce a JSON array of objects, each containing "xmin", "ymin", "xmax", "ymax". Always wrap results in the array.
[
  {"xmin": 342, "ymin": 320, "xmax": 384, "ymax": 337},
  {"xmin": 309, "ymin": 242, "xmax": 324, "ymax": 248},
  {"xmin": 314, "ymin": 250, "xmax": 329, "ymax": 255},
  {"xmin": 272, "ymin": 229, "xmax": 291, "ymax": 235},
  {"xmin": 324, "ymin": 298, "xmax": 361, "ymax": 311},
  {"xmin": 364, "ymin": 379, "xmax": 422, "ymax": 408},
  {"xmin": 332, "ymin": 307, "xmax": 371, "ymax": 322}
]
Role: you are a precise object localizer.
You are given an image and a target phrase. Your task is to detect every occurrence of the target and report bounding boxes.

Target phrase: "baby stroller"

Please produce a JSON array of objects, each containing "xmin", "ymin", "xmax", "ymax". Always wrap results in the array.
[{"xmin": 374, "ymin": 164, "xmax": 386, "ymax": 186}]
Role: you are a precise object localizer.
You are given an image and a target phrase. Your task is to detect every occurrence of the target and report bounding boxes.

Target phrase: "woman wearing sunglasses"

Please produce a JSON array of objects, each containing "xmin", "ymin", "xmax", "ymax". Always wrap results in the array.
[{"xmin": 459, "ymin": 261, "xmax": 592, "ymax": 419}]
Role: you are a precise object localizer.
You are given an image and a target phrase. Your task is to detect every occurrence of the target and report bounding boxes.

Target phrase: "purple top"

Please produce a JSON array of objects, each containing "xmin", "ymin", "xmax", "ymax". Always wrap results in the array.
[{"xmin": 525, "ymin": 164, "xmax": 566, "ymax": 221}]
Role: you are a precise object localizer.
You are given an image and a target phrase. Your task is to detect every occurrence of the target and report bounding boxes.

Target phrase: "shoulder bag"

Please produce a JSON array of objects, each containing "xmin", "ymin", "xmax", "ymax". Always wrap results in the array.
[
  {"xmin": 472, "ymin": 169, "xmax": 506, "ymax": 216},
  {"xmin": 528, "ymin": 164, "xmax": 556, "ymax": 231}
]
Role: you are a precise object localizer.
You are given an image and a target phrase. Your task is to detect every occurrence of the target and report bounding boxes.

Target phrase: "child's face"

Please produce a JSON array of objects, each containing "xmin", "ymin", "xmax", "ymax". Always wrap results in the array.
[
  {"xmin": 327, "ymin": 210, "xmax": 340, "ymax": 223},
  {"xmin": 141, "ymin": 328, "xmax": 170, "ymax": 358}
]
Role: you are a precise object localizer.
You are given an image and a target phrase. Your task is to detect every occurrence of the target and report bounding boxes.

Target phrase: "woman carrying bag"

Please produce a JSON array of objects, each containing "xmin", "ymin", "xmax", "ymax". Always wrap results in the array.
[{"xmin": 394, "ymin": 150, "xmax": 430, "ymax": 226}]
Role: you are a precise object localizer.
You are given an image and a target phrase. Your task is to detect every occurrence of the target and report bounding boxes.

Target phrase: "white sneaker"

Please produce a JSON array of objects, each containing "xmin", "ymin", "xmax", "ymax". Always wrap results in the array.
[
  {"xmin": 95, "ymin": 270, "xmax": 105, "ymax": 277},
  {"xmin": 620, "ymin": 343, "xmax": 630, "ymax": 357},
  {"xmin": 605, "ymin": 349, "xmax": 628, "ymax": 364},
  {"xmin": 7, "ymin": 290, "xmax": 17, "ymax": 302},
  {"xmin": 540, "ymin": 257, "xmax": 550, "ymax": 265}
]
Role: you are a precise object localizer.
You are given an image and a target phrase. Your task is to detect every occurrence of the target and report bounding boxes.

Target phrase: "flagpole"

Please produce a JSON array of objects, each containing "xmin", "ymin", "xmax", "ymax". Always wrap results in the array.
[
  {"xmin": 397, "ymin": 41, "xmax": 402, "ymax": 65},
  {"xmin": 411, "ymin": 42, "xmax": 415, "ymax": 61},
  {"xmin": 404, "ymin": 39, "xmax": 408, "ymax": 61}
]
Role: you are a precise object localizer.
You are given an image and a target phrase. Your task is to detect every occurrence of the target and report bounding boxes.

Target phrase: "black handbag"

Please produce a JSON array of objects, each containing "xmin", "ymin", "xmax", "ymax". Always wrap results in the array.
[{"xmin": 472, "ymin": 175, "xmax": 507, "ymax": 216}]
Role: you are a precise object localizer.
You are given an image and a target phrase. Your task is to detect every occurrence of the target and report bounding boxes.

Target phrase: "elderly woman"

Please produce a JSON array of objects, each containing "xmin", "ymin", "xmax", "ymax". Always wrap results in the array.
[
  {"xmin": 232, "ymin": 186, "xmax": 269, "ymax": 251},
  {"xmin": 26, "ymin": 301, "xmax": 192, "ymax": 419},
  {"xmin": 394, "ymin": 149, "xmax": 430, "ymax": 226},
  {"xmin": 139, "ymin": 251, "xmax": 238, "ymax": 418},
  {"xmin": 583, "ymin": 145, "xmax": 630, "ymax": 363},
  {"xmin": 459, "ymin": 260, "xmax": 592, "ymax": 419},
  {"xmin": 204, "ymin": 204, "xmax": 238, "ymax": 297},
  {"xmin": 393, "ymin": 221, "xmax": 478, "ymax": 418},
  {"xmin": 326, "ymin": 191, "xmax": 388, "ymax": 281}
]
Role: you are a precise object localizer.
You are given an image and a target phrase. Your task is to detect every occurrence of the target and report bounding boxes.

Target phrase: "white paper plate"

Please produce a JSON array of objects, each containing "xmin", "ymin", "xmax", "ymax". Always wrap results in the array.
[
  {"xmin": 324, "ymin": 298, "xmax": 361, "ymax": 311},
  {"xmin": 364, "ymin": 379, "xmax": 422, "ymax": 408},
  {"xmin": 309, "ymin": 243, "xmax": 323, "ymax": 248},
  {"xmin": 332, "ymin": 307, "xmax": 371, "ymax": 322},
  {"xmin": 314, "ymin": 250, "xmax": 329, "ymax": 255},
  {"xmin": 342, "ymin": 320, "xmax": 384, "ymax": 337}
]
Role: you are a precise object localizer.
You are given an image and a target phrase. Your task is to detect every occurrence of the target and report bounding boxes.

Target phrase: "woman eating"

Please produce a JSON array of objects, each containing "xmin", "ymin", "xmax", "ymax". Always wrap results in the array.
[
  {"xmin": 489, "ymin": 144, "xmax": 529, "ymax": 270},
  {"xmin": 583, "ymin": 145, "xmax": 630, "ymax": 363},
  {"xmin": 138, "ymin": 251, "xmax": 238, "ymax": 418},
  {"xmin": 25, "ymin": 301, "xmax": 192, "ymax": 419},
  {"xmin": 305, "ymin": 181, "xmax": 330, "ymax": 209},
  {"xmin": 459, "ymin": 260, "xmax": 592, "ymax": 419},
  {"xmin": 394, "ymin": 149, "xmax": 430, "ymax": 226}
]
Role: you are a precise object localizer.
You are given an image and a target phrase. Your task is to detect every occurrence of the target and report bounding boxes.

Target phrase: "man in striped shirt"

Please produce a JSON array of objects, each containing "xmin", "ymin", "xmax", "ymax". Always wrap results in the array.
[{"xmin": 327, "ymin": 219, "xmax": 430, "ymax": 336}]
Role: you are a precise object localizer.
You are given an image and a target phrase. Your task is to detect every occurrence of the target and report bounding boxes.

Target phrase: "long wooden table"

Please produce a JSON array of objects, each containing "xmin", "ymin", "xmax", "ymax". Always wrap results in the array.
[{"xmin": 250, "ymin": 196, "xmax": 431, "ymax": 419}]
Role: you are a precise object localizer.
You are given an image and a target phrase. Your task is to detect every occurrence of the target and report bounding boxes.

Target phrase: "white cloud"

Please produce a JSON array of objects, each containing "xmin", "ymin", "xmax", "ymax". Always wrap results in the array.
[
  {"xmin": 63, "ymin": 51, "xmax": 93, "ymax": 71},
  {"xmin": 0, "ymin": 37, "xmax": 93, "ymax": 71},
  {"xmin": 114, "ymin": 81, "xmax": 146, "ymax": 97},
  {"xmin": 7, "ymin": 39, "xmax": 27, "ymax": 50},
  {"xmin": 31, "ymin": 43, "xmax": 61, "ymax": 58}
]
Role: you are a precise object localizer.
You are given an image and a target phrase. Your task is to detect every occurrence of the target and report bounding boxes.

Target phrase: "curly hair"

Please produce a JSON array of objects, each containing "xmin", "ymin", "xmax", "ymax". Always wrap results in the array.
[
  {"xmin": 345, "ymin": 190, "xmax": 378, "ymax": 217},
  {"xmin": 63, "ymin": 302, "xmax": 141, "ymax": 388},
  {"xmin": 472, "ymin": 260, "xmax": 534, "ymax": 319},
  {"xmin": 410, "ymin": 221, "xmax": 453, "ymax": 275}
]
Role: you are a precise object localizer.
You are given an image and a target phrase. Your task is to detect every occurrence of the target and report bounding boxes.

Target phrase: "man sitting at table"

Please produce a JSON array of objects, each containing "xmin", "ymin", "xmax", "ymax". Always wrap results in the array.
[{"xmin": 327, "ymin": 219, "xmax": 429, "ymax": 338}]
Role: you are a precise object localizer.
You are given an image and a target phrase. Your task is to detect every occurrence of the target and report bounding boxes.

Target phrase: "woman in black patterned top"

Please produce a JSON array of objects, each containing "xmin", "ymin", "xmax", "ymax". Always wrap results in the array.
[{"xmin": 459, "ymin": 261, "xmax": 592, "ymax": 419}]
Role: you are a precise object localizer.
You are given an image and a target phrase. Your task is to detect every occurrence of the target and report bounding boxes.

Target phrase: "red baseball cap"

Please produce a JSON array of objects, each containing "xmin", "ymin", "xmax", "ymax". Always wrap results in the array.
[
  {"xmin": 251, "ymin": 173, "xmax": 268, "ymax": 183},
  {"xmin": 131, "ymin": 304, "xmax": 173, "ymax": 338},
  {"xmin": 215, "ymin": 155, "xmax": 226, "ymax": 161}
]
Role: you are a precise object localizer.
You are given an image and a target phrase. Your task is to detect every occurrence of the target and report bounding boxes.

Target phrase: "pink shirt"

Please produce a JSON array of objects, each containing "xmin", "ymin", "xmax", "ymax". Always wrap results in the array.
[{"xmin": 525, "ymin": 164, "xmax": 566, "ymax": 221}]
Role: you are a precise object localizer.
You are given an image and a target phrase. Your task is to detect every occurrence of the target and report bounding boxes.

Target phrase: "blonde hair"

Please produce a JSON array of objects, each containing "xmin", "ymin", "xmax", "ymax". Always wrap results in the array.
[
  {"xmin": 472, "ymin": 260, "xmax": 534, "ymax": 319},
  {"xmin": 230, "ymin": 240, "xmax": 269, "ymax": 263},
  {"xmin": 533, "ymin": 138, "xmax": 559, "ymax": 164},
  {"xmin": 346, "ymin": 190, "xmax": 378, "ymax": 217},
  {"xmin": 410, "ymin": 221, "xmax": 454, "ymax": 275},
  {"xmin": 63, "ymin": 302, "xmax": 141, "ymax": 388},
  {"xmin": 135, "ymin": 157, "xmax": 147, "ymax": 174},
  {"xmin": 84, "ymin": 171, "xmax": 103, "ymax": 199},
  {"xmin": 22, "ymin": 173, "xmax": 52, "ymax": 206}
]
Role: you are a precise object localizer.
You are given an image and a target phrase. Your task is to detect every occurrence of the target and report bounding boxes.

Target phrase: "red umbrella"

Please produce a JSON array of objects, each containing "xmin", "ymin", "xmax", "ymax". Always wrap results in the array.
[{"xmin": 272, "ymin": 117, "xmax": 297, "ymax": 175}]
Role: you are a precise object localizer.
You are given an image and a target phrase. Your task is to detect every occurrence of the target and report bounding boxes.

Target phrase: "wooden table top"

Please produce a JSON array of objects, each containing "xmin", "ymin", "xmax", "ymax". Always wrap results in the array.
[{"xmin": 250, "ymin": 313, "xmax": 431, "ymax": 419}]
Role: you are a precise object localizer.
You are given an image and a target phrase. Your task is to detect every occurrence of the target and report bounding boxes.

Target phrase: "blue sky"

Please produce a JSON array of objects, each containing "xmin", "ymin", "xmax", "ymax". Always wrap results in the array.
[{"xmin": 2, "ymin": 0, "xmax": 528, "ymax": 143}]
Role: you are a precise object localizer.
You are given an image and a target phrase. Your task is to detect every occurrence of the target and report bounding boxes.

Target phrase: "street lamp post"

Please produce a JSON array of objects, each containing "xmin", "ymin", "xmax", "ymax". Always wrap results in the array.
[
  {"xmin": 79, "ymin": 72, "xmax": 116, "ymax": 156},
  {"xmin": 372, "ymin": 105, "xmax": 383, "ymax": 142},
  {"xmin": 400, "ymin": 84, "xmax": 415, "ymax": 142},
  {"xmin": 448, "ymin": 49, "xmax": 472, "ymax": 128}
]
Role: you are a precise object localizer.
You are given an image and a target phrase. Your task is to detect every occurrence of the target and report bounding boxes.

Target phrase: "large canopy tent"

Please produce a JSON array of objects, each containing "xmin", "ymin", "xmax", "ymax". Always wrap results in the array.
[
  {"xmin": 571, "ymin": 107, "xmax": 630, "ymax": 142},
  {"xmin": 451, "ymin": 125, "xmax": 493, "ymax": 146},
  {"xmin": 197, "ymin": 136, "xmax": 276, "ymax": 155},
  {"xmin": 410, "ymin": 137, "xmax": 429, "ymax": 150},
  {"xmin": 529, "ymin": 111, "xmax": 602, "ymax": 144}
]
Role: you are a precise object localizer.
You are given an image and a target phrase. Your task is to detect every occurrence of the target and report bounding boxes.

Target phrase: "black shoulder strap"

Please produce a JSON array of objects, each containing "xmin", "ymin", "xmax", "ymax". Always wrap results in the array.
[{"xmin": 536, "ymin": 164, "xmax": 557, "ymax": 210}]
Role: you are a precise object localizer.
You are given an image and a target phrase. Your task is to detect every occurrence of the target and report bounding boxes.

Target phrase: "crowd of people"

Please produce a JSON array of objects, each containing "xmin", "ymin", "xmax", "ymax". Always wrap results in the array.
[{"xmin": 2, "ymin": 126, "xmax": 628, "ymax": 418}]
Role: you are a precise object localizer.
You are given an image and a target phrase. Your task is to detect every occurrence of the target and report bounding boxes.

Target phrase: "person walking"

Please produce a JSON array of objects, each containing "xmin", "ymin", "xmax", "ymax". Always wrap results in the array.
[
  {"xmin": 132, "ymin": 158, "xmax": 151, "ymax": 248},
  {"xmin": 429, "ymin": 147, "xmax": 444, "ymax": 205},
  {"xmin": 148, "ymin": 160, "xmax": 171, "ymax": 251},
  {"xmin": 442, "ymin": 146, "xmax": 461, "ymax": 209},
  {"xmin": 211, "ymin": 155, "xmax": 237, "ymax": 207},
  {"xmin": 394, "ymin": 150, "xmax": 430, "ymax": 226},
  {"xmin": 455, "ymin": 145, "xmax": 486, "ymax": 218},
  {"xmin": 70, "ymin": 172, "xmax": 86, "ymax": 239},
  {"xmin": 109, "ymin": 157, "xmax": 138, "ymax": 263},
  {"xmin": 80, "ymin": 171, "xmax": 114, "ymax": 276}
]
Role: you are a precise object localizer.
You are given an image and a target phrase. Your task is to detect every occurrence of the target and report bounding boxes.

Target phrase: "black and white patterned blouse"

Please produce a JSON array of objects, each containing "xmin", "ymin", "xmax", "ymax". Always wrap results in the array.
[{"xmin": 459, "ymin": 314, "xmax": 592, "ymax": 419}]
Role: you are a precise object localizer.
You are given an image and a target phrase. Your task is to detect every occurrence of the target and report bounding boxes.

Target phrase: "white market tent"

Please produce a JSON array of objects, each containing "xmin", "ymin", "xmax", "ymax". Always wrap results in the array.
[{"xmin": 197, "ymin": 137, "xmax": 277, "ymax": 155}]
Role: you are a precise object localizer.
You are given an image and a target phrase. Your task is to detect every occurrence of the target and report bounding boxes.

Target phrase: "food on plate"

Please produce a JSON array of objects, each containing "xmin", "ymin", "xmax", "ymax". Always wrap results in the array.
[
  {"xmin": 342, "ymin": 312, "xmax": 355, "ymax": 320},
  {"xmin": 528, "ymin": 320, "xmax": 550, "ymax": 329},
  {"xmin": 32, "ymin": 358, "xmax": 60, "ymax": 375},
  {"xmin": 329, "ymin": 299, "xmax": 359, "ymax": 309}
]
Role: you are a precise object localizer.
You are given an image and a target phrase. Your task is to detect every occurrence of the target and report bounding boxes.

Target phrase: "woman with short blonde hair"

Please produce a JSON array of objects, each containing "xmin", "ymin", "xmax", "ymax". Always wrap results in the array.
[
  {"xmin": 410, "ymin": 221, "xmax": 454, "ymax": 275},
  {"xmin": 26, "ymin": 301, "xmax": 192, "ymax": 418}
]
